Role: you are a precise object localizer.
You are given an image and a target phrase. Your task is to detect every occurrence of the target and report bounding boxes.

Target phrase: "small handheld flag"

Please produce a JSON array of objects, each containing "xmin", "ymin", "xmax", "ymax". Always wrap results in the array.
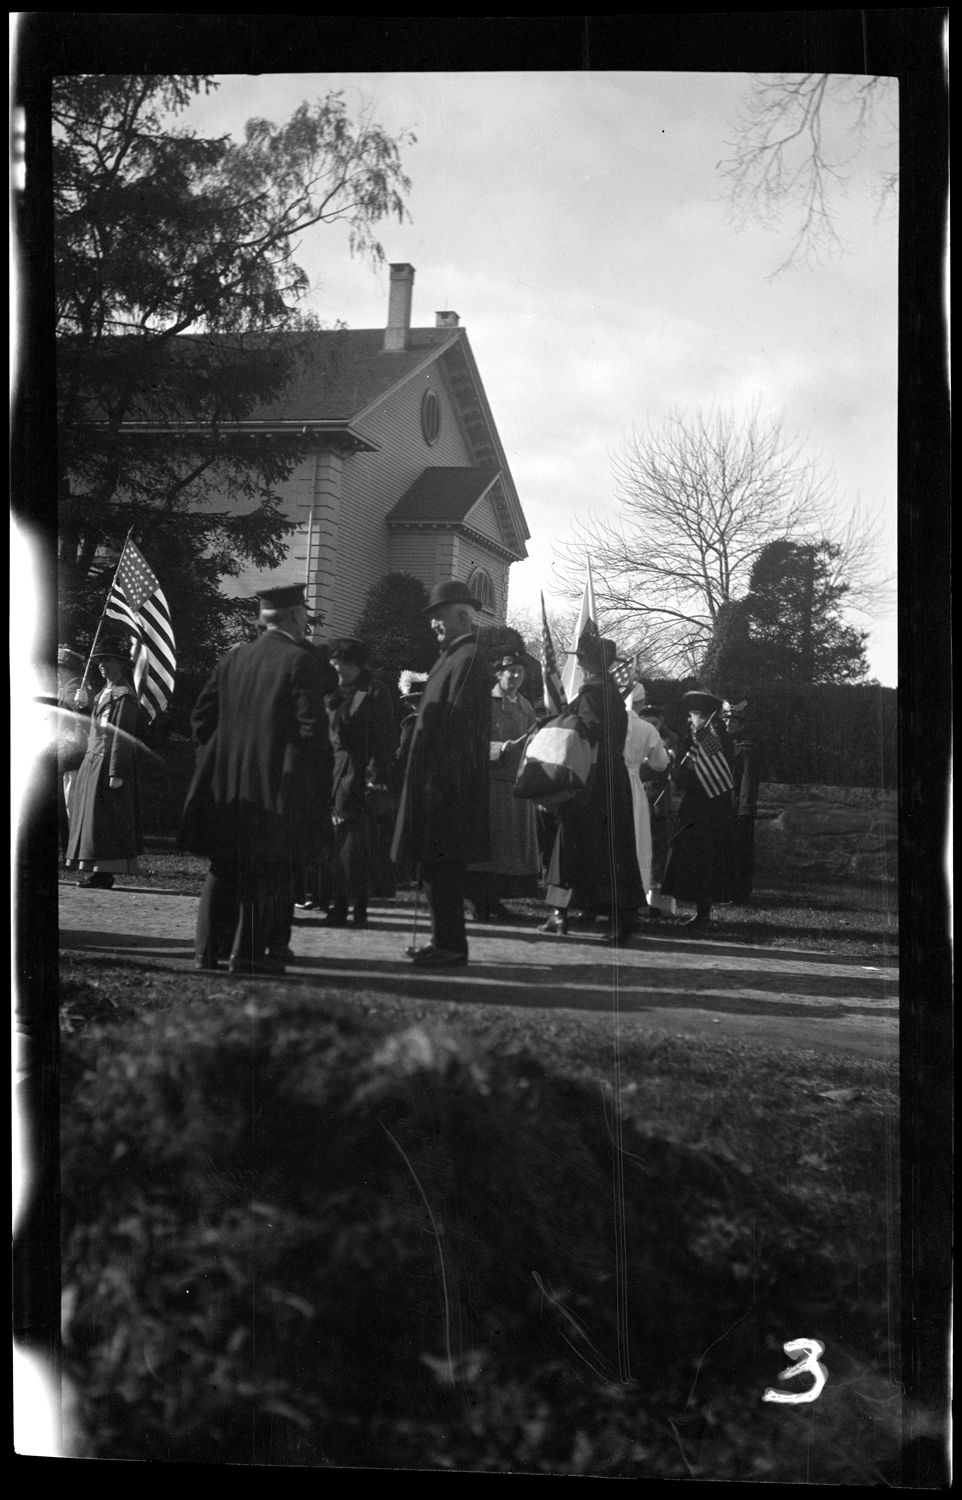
[
  {"xmin": 540, "ymin": 593, "xmax": 568, "ymax": 716},
  {"xmin": 689, "ymin": 719, "xmax": 734, "ymax": 799},
  {"xmin": 103, "ymin": 537, "xmax": 176, "ymax": 722}
]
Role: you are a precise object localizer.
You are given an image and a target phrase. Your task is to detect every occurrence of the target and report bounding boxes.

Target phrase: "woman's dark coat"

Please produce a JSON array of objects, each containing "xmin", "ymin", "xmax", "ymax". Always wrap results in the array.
[
  {"xmin": 661, "ymin": 720, "xmax": 737, "ymax": 904},
  {"xmin": 326, "ymin": 670, "xmax": 398, "ymax": 899},
  {"xmin": 391, "ymin": 633, "xmax": 491, "ymax": 868},
  {"xmin": 730, "ymin": 734, "xmax": 759, "ymax": 899},
  {"xmin": 66, "ymin": 683, "xmax": 144, "ymax": 863},
  {"xmin": 178, "ymin": 630, "xmax": 333, "ymax": 865},
  {"xmin": 327, "ymin": 670, "xmax": 398, "ymax": 820},
  {"xmin": 546, "ymin": 676, "xmax": 643, "ymax": 909}
]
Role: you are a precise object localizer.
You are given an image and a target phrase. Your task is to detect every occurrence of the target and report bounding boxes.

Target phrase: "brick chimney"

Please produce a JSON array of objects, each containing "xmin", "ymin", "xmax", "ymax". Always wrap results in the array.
[
  {"xmin": 384, "ymin": 263, "xmax": 415, "ymax": 352},
  {"xmin": 435, "ymin": 310, "xmax": 460, "ymax": 328}
]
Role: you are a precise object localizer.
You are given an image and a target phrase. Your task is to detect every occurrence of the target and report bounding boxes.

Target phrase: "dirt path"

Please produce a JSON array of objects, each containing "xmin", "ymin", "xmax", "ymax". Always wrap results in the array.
[{"xmin": 58, "ymin": 885, "xmax": 898, "ymax": 1060}]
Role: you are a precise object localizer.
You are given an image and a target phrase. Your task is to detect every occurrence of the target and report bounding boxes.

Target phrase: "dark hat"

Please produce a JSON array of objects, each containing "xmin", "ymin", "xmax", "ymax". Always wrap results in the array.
[
  {"xmin": 680, "ymin": 689, "xmax": 725, "ymax": 716},
  {"xmin": 89, "ymin": 633, "xmax": 132, "ymax": 661},
  {"xmin": 255, "ymin": 583, "xmax": 307, "ymax": 609},
  {"xmin": 492, "ymin": 651, "xmax": 526, "ymax": 674},
  {"xmin": 576, "ymin": 622, "xmax": 617, "ymax": 671},
  {"xmin": 328, "ymin": 636, "xmax": 370, "ymax": 667},
  {"xmin": 421, "ymin": 579, "xmax": 482, "ymax": 614},
  {"xmin": 57, "ymin": 645, "xmax": 84, "ymax": 671}
]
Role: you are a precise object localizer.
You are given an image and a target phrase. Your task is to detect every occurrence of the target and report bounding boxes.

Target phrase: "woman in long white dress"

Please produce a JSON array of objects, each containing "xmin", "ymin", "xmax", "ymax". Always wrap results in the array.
[{"xmin": 622, "ymin": 682, "xmax": 670, "ymax": 909}]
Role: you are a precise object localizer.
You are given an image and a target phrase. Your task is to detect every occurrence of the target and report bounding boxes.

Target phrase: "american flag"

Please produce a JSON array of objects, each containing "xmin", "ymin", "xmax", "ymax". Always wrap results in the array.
[
  {"xmin": 104, "ymin": 537, "xmax": 176, "ymax": 721},
  {"xmin": 540, "ymin": 592, "xmax": 567, "ymax": 716},
  {"xmin": 610, "ymin": 657, "xmax": 634, "ymax": 695},
  {"xmin": 690, "ymin": 719, "xmax": 735, "ymax": 799}
]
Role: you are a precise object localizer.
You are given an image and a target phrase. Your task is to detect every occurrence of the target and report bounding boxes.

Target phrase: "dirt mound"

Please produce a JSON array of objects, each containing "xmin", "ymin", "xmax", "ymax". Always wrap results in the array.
[{"xmin": 61, "ymin": 1001, "xmax": 898, "ymax": 1476}]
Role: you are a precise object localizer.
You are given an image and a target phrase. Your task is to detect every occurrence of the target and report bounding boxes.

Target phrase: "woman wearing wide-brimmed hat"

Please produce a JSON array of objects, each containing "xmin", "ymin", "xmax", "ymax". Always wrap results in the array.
[
  {"xmin": 465, "ymin": 651, "xmax": 540, "ymax": 921},
  {"xmin": 540, "ymin": 626, "xmax": 644, "ymax": 943},
  {"xmin": 65, "ymin": 634, "xmax": 144, "ymax": 889},
  {"xmin": 661, "ymin": 689, "xmax": 737, "ymax": 929}
]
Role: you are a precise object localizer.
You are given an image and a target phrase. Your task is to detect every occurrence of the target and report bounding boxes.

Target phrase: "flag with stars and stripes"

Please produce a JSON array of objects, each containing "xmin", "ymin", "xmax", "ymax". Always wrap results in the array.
[
  {"xmin": 104, "ymin": 537, "xmax": 176, "ymax": 722},
  {"xmin": 540, "ymin": 592, "xmax": 568, "ymax": 716},
  {"xmin": 690, "ymin": 719, "xmax": 735, "ymax": 799}
]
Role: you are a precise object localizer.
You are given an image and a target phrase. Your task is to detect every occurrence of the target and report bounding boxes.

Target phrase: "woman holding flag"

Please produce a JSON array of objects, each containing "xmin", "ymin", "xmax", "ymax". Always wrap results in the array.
[
  {"xmin": 661, "ymin": 690, "xmax": 737, "ymax": 930},
  {"xmin": 65, "ymin": 634, "xmax": 145, "ymax": 888}
]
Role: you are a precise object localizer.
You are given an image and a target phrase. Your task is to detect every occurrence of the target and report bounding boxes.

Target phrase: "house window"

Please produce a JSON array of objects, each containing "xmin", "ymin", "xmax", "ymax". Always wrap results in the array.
[
  {"xmin": 468, "ymin": 568, "xmax": 495, "ymax": 613},
  {"xmin": 421, "ymin": 388, "xmax": 441, "ymax": 445}
]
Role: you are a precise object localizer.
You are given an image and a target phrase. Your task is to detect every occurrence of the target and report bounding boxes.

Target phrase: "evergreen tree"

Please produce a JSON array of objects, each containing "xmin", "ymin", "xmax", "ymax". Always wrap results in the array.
[
  {"xmin": 352, "ymin": 573, "xmax": 438, "ymax": 688},
  {"xmin": 701, "ymin": 539, "xmax": 869, "ymax": 688},
  {"xmin": 55, "ymin": 74, "xmax": 413, "ymax": 685}
]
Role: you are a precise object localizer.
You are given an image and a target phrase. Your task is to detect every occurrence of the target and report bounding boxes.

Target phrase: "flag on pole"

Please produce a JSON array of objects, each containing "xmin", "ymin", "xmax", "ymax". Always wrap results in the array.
[
  {"xmin": 689, "ymin": 719, "xmax": 735, "ymax": 798},
  {"xmin": 103, "ymin": 537, "xmax": 176, "ymax": 721},
  {"xmin": 561, "ymin": 559, "xmax": 597, "ymax": 701},
  {"xmin": 540, "ymin": 592, "xmax": 568, "ymax": 716},
  {"xmin": 610, "ymin": 656, "xmax": 634, "ymax": 696}
]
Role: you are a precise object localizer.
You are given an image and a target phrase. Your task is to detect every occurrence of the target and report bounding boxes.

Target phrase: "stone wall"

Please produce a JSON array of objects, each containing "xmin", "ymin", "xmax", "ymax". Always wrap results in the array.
[{"xmin": 754, "ymin": 783, "xmax": 897, "ymax": 883}]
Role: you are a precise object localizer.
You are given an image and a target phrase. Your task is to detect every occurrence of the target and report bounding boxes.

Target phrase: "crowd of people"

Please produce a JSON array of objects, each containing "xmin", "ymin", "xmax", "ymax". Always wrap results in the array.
[{"xmin": 57, "ymin": 577, "xmax": 758, "ymax": 973}]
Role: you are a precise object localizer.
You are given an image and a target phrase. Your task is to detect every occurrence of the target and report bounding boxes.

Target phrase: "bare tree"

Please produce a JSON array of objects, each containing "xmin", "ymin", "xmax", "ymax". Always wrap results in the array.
[
  {"xmin": 554, "ymin": 403, "xmax": 888, "ymax": 677},
  {"xmin": 718, "ymin": 73, "xmax": 898, "ymax": 277}
]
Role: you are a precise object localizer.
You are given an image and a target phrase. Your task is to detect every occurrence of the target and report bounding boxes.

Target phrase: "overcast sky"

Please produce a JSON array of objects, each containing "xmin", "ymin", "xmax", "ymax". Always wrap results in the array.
[{"xmin": 177, "ymin": 71, "xmax": 898, "ymax": 683}]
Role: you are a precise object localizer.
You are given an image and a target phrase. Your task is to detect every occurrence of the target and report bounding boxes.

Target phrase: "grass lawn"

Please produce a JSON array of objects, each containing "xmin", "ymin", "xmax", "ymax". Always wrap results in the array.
[{"xmin": 59, "ymin": 906, "xmax": 900, "ymax": 1477}]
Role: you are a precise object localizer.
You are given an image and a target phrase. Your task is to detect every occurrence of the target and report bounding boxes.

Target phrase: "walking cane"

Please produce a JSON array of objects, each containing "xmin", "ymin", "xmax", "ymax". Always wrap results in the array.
[{"xmin": 409, "ymin": 862, "xmax": 422, "ymax": 955}]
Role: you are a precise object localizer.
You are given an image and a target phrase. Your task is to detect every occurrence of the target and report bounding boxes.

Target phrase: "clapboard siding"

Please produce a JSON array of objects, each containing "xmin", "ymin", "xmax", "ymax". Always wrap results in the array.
[
  {"xmin": 387, "ymin": 531, "xmax": 441, "ymax": 584},
  {"xmin": 461, "ymin": 541, "xmax": 508, "ymax": 623},
  {"xmin": 203, "ymin": 337, "xmax": 522, "ymax": 637},
  {"xmin": 462, "ymin": 487, "xmax": 508, "ymax": 549},
  {"xmin": 331, "ymin": 368, "xmax": 475, "ymax": 632}
]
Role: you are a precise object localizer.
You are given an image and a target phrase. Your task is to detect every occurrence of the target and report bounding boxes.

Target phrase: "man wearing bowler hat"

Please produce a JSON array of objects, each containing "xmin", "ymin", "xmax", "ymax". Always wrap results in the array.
[
  {"xmin": 391, "ymin": 579, "xmax": 491, "ymax": 967},
  {"xmin": 179, "ymin": 582, "xmax": 334, "ymax": 974}
]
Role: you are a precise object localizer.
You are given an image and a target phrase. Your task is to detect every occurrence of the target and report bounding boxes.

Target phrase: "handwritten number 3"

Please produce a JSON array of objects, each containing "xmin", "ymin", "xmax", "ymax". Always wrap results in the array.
[{"xmin": 762, "ymin": 1338, "xmax": 828, "ymax": 1404}]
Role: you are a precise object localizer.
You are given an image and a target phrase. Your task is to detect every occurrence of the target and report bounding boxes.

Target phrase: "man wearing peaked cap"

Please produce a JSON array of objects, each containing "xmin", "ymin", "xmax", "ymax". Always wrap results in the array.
[
  {"xmin": 179, "ymin": 580, "xmax": 334, "ymax": 975},
  {"xmin": 392, "ymin": 578, "xmax": 491, "ymax": 966},
  {"xmin": 256, "ymin": 582, "xmax": 309, "ymax": 611}
]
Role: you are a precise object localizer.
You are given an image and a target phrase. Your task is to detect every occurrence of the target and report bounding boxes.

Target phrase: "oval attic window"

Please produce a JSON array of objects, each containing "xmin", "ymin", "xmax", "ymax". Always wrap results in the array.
[{"xmin": 421, "ymin": 388, "xmax": 441, "ymax": 445}]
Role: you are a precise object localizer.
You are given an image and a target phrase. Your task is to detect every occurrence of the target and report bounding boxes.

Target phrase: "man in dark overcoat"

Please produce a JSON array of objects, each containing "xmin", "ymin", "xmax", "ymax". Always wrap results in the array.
[
  {"xmin": 391, "ymin": 580, "xmax": 491, "ymax": 967},
  {"xmin": 179, "ymin": 584, "xmax": 333, "ymax": 975}
]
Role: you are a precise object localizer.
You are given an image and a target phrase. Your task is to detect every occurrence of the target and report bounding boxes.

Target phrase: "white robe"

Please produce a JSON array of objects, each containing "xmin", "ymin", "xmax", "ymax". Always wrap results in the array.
[{"xmin": 623, "ymin": 708, "xmax": 670, "ymax": 896}]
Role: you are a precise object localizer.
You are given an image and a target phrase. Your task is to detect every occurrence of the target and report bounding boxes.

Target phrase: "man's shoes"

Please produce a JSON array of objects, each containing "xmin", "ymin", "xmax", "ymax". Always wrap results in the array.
[
  {"xmin": 294, "ymin": 899, "xmax": 318, "ymax": 911},
  {"xmin": 488, "ymin": 901, "xmax": 512, "ymax": 921},
  {"xmin": 194, "ymin": 956, "xmax": 221, "ymax": 971},
  {"xmin": 538, "ymin": 910, "xmax": 568, "ymax": 935},
  {"xmin": 352, "ymin": 906, "xmax": 368, "ymax": 928},
  {"xmin": 601, "ymin": 926, "xmax": 637, "ymax": 947},
  {"xmin": 77, "ymin": 872, "xmax": 114, "ymax": 889},
  {"xmin": 407, "ymin": 945, "xmax": 468, "ymax": 968},
  {"xmin": 227, "ymin": 956, "xmax": 286, "ymax": 976},
  {"xmin": 325, "ymin": 905, "xmax": 349, "ymax": 927}
]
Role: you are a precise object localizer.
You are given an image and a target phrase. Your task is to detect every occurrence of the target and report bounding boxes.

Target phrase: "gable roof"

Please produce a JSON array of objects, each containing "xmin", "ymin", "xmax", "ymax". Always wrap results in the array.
[
  {"xmin": 255, "ymin": 327, "xmax": 459, "ymax": 423},
  {"xmin": 386, "ymin": 464, "xmax": 500, "ymax": 523}
]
